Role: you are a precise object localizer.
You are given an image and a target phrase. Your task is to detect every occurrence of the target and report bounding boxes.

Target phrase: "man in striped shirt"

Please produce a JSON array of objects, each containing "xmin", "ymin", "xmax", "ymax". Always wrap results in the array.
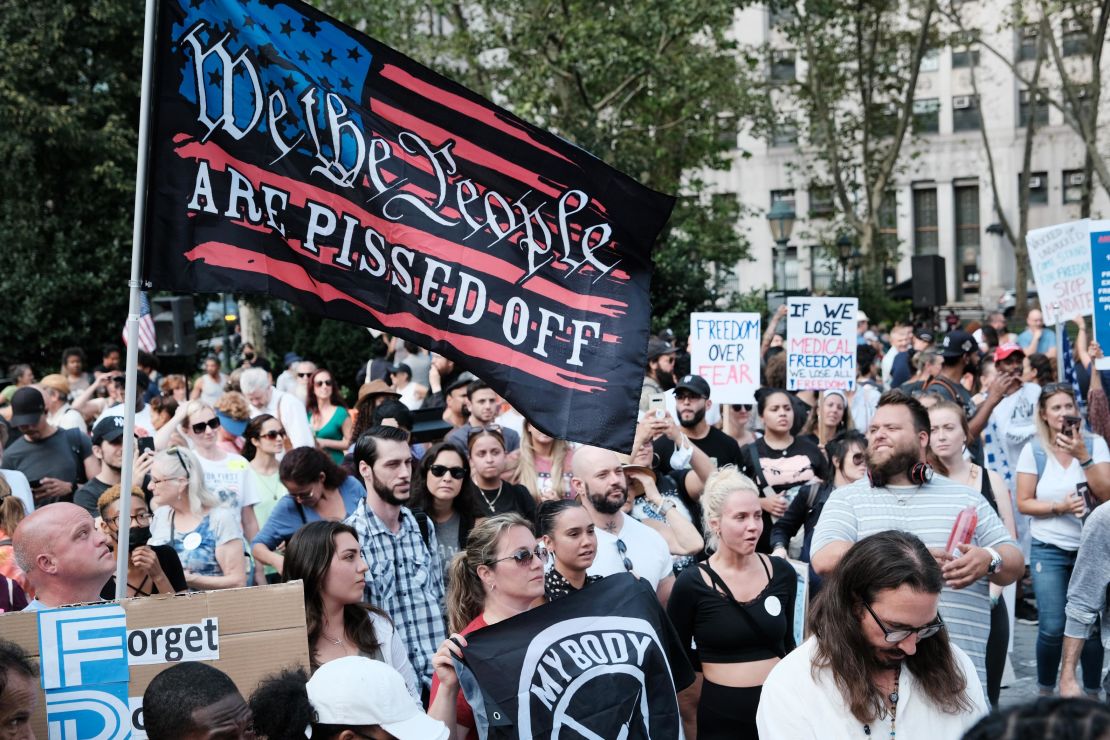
[{"xmin": 812, "ymin": 391, "xmax": 1023, "ymax": 687}]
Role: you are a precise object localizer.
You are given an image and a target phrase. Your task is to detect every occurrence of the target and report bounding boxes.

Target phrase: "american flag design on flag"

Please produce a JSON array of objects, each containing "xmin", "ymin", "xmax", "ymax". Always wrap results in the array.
[{"xmin": 123, "ymin": 291, "xmax": 158, "ymax": 353}]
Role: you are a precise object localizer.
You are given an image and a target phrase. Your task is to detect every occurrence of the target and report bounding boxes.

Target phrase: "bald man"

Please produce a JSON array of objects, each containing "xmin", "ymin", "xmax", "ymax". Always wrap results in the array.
[
  {"xmin": 13, "ymin": 502, "xmax": 116, "ymax": 610},
  {"xmin": 571, "ymin": 446, "xmax": 675, "ymax": 604}
]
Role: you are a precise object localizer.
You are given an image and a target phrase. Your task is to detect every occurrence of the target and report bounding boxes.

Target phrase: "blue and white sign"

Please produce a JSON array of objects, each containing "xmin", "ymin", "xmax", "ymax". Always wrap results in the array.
[
  {"xmin": 45, "ymin": 684, "xmax": 131, "ymax": 740},
  {"xmin": 1091, "ymin": 221, "xmax": 1110, "ymax": 370},
  {"xmin": 38, "ymin": 605, "xmax": 129, "ymax": 690}
]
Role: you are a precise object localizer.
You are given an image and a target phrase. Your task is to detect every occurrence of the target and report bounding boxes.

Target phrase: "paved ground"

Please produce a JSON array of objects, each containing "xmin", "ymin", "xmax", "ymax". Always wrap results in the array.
[{"xmin": 999, "ymin": 618, "xmax": 1106, "ymax": 708}]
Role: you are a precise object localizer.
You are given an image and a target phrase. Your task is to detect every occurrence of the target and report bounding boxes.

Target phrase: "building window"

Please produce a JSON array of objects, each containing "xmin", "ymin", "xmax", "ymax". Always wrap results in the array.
[
  {"xmin": 715, "ymin": 113, "xmax": 737, "ymax": 148},
  {"xmin": 1062, "ymin": 18, "xmax": 1088, "ymax": 56},
  {"xmin": 913, "ymin": 98, "xmax": 940, "ymax": 134},
  {"xmin": 952, "ymin": 95, "xmax": 981, "ymax": 132},
  {"xmin": 1063, "ymin": 169, "xmax": 1087, "ymax": 204},
  {"xmin": 1020, "ymin": 171, "xmax": 1049, "ymax": 204},
  {"xmin": 913, "ymin": 187, "xmax": 939, "ymax": 255},
  {"xmin": 771, "ymin": 189, "xmax": 796, "ymax": 209},
  {"xmin": 770, "ymin": 123, "xmax": 798, "ymax": 147},
  {"xmin": 811, "ymin": 247, "xmax": 837, "ymax": 293},
  {"xmin": 770, "ymin": 2, "xmax": 794, "ymax": 28},
  {"xmin": 920, "ymin": 48, "xmax": 941, "ymax": 72},
  {"xmin": 954, "ymin": 184, "xmax": 980, "ymax": 298},
  {"xmin": 1018, "ymin": 25, "xmax": 1039, "ymax": 61},
  {"xmin": 878, "ymin": 193, "xmax": 899, "ymax": 256},
  {"xmin": 1018, "ymin": 88, "xmax": 1049, "ymax": 128},
  {"xmin": 774, "ymin": 246, "xmax": 800, "ymax": 290},
  {"xmin": 952, "ymin": 48, "xmax": 980, "ymax": 68},
  {"xmin": 770, "ymin": 50, "xmax": 797, "ymax": 82},
  {"xmin": 809, "ymin": 186, "xmax": 835, "ymax": 218}
]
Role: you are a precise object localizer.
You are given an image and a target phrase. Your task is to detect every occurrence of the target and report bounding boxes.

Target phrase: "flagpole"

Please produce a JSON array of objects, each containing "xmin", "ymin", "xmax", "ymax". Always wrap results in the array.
[
  {"xmin": 116, "ymin": 0, "xmax": 160, "ymax": 600},
  {"xmin": 1054, "ymin": 302, "xmax": 1065, "ymax": 382}
]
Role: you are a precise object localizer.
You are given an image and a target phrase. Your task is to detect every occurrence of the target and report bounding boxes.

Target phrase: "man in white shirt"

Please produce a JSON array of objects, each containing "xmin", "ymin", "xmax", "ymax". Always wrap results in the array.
[
  {"xmin": 38, "ymin": 375, "xmax": 85, "ymax": 431},
  {"xmin": 572, "ymin": 446, "xmax": 674, "ymax": 604},
  {"xmin": 758, "ymin": 530, "xmax": 988, "ymax": 738},
  {"xmin": 238, "ymin": 367, "xmax": 314, "ymax": 449}
]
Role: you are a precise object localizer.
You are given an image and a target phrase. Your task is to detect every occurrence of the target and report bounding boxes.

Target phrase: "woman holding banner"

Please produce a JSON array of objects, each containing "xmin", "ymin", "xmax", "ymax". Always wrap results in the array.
[
  {"xmin": 428, "ymin": 514, "xmax": 545, "ymax": 739},
  {"xmin": 536, "ymin": 499, "xmax": 600, "ymax": 601}
]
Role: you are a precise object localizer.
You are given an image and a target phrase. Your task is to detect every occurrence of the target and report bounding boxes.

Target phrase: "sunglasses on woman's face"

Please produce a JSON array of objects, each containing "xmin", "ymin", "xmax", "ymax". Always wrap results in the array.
[
  {"xmin": 851, "ymin": 452, "xmax": 865, "ymax": 465},
  {"xmin": 315, "ymin": 379, "xmax": 333, "ymax": 387},
  {"xmin": 260, "ymin": 429, "xmax": 286, "ymax": 441},
  {"xmin": 190, "ymin": 417, "xmax": 220, "ymax": 434},
  {"xmin": 428, "ymin": 464, "xmax": 466, "ymax": 480},
  {"xmin": 492, "ymin": 544, "xmax": 548, "ymax": 566},
  {"xmin": 731, "ymin": 404, "xmax": 752, "ymax": 412}
]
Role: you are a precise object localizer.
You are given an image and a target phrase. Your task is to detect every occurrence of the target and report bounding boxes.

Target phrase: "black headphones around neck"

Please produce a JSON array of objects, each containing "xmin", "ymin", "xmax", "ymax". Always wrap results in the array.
[{"xmin": 868, "ymin": 461, "xmax": 933, "ymax": 489}]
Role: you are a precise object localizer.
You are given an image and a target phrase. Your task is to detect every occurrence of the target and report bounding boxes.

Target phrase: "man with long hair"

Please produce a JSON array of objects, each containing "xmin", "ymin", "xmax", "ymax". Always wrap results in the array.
[
  {"xmin": 811, "ymin": 391, "xmax": 1023, "ymax": 690},
  {"xmin": 758, "ymin": 531, "xmax": 987, "ymax": 737}
]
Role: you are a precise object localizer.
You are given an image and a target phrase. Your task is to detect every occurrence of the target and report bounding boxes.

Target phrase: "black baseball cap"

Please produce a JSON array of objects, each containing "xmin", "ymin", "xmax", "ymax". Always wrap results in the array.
[
  {"xmin": 386, "ymin": 363, "xmax": 412, "ymax": 378},
  {"xmin": 674, "ymin": 374, "xmax": 711, "ymax": 398},
  {"xmin": 92, "ymin": 415, "xmax": 127, "ymax": 446},
  {"xmin": 914, "ymin": 328, "xmax": 935, "ymax": 344},
  {"xmin": 941, "ymin": 330, "xmax": 978, "ymax": 359},
  {"xmin": 9, "ymin": 387, "xmax": 45, "ymax": 427}
]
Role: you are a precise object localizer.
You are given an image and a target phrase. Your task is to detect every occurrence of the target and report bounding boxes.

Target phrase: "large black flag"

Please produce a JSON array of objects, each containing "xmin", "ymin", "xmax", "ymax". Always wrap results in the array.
[
  {"xmin": 454, "ymin": 573, "xmax": 694, "ymax": 739},
  {"xmin": 142, "ymin": 0, "xmax": 674, "ymax": 451}
]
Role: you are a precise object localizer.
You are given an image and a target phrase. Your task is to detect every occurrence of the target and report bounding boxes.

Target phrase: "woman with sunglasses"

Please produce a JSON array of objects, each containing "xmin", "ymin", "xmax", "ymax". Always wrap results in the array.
[
  {"xmin": 410, "ymin": 442, "xmax": 478, "ymax": 584},
  {"xmin": 536, "ymin": 499, "xmax": 600, "ymax": 601},
  {"xmin": 467, "ymin": 428, "xmax": 536, "ymax": 523},
  {"xmin": 724, "ymin": 403, "xmax": 760, "ymax": 448},
  {"xmin": 1016, "ymin": 383, "xmax": 1110, "ymax": 697},
  {"xmin": 282, "ymin": 520, "xmax": 420, "ymax": 699},
  {"xmin": 178, "ymin": 400, "xmax": 261, "ymax": 546},
  {"xmin": 307, "ymin": 368, "xmax": 352, "ymax": 466},
  {"xmin": 928, "ymin": 399, "xmax": 1017, "ymax": 707},
  {"xmin": 770, "ymin": 430, "xmax": 867, "ymax": 595},
  {"xmin": 148, "ymin": 447, "xmax": 247, "ymax": 590},
  {"xmin": 668, "ymin": 468, "xmax": 797, "ymax": 739},
  {"xmin": 428, "ymin": 514, "xmax": 545, "ymax": 739},
  {"xmin": 242, "ymin": 414, "xmax": 290, "ymax": 583},
  {"xmin": 96, "ymin": 484, "xmax": 187, "ymax": 599},
  {"xmin": 251, "ymin": 447, "xmax": 366, "ymax": 575}
]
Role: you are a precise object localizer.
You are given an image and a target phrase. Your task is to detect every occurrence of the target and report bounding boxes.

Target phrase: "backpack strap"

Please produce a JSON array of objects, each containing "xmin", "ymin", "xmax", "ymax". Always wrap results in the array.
[
  {"xmin": 412, "ymin": 508, "xmax": 432, "ymax": 550},
  {"xmin": 1031, "ymin": 438, "xmax": 1049, "ymax": 479},
  {"xmin": 698, "ymin": 561, "xmax": 785, "ymax": 658},
  {"xmin": 0, "ymin": 539, "xmax": 10, "ymax": 548},
  {"xmin": 742, "ymin": 443, "xmax": 774, "ymax": 498}
]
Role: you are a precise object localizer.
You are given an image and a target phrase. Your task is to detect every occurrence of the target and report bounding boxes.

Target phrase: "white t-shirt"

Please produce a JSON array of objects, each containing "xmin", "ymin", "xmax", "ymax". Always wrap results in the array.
[
  {"xmin": 195, "ymin": 453, "xmax": 260, "ymax": 515},
  {"xmin": 48, "ymin": 405, "xmax": 86, "ymax": 432},
  {"xmin": 757, "ymin": 636, "xmax": 987, "ymax": 738},
  {"xmin": 94, "ymin": 403, "xmax": 154, "ymax": 438},
  {"xmin": 366, "ymin": 611, "xmax": 422, "ymax": 703},
  {"xmin": 249, "ymin": 389, "xmax": 314, "ymax": 449},
  {"xmin": 587, "ymin": 514, "xmax": 673, "ymax": 589},
  {"xmin": 1, "ymin": 470, "xmax": 34, "ymax": 514},
  {"xmin": 1017, "ymin": 435, "xmax": 1110, "ymax": 550},
  {"xmin": 987, "ymin": 383, "xmax": 1041, "ymax": 478}
]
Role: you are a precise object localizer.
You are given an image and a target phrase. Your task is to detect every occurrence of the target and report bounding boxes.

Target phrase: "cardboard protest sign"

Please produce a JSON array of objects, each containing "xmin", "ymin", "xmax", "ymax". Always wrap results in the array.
[
  {"xmin": 1027, "ymin": 220, "xmax": 1093, "ymax": 325},
  {"xmin": 141, "ymin": 0, "xmax": 675, "ymax": 452},
  {"xmin": 1090, "ymin": 221, "xmax": 1110, "ymax": 370},
  {"xmin": 786, "ymin": 297, "xmax": 858, "ymax": 391},
  {"xmin": 2, "ymin": 582, "xmax": 309, "ymax": 739},
  {"xmin": 689, "ymin": 312, "xmax": 761, "ymax": 403}
]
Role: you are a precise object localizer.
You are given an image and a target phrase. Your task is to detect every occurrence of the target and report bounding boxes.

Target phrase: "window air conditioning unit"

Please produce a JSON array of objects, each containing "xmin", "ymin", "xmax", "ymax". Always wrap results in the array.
[
  {"xmin": 953, "ymin": 95, "xmax": 971, "ymax": 109},
  {"xmin": 1064, "ymin": 18, "xmax": 1083, "ymax": 33},
  {"xmin": 1068, "ymin": 172, "xmax": 1087, "ymax": 186},
  {"xmin": 1028, "ymin": 176, "xmax": 1043, "ymax": 188}
]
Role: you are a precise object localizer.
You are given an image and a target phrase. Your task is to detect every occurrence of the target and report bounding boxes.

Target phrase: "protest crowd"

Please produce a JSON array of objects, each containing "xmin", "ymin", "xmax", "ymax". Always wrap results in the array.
[{"xmin": 3, "ymin": 306, "xmax": 1110, "ymax": 740}]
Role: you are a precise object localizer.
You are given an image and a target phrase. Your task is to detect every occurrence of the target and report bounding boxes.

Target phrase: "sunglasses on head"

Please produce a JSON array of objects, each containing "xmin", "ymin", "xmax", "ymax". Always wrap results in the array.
[
  {"xmin": 190, "ymin": 417, "xmax": 220, "ymax": 434},
  {"xmin": 259, "ymin": 429, "xmax": 286, "ymax": 441},
  {"xmin": 492, "ymin": 544, "xmax": 548, "ymax": 566},
  {"xmin": 429, "ymin": 464, "xmax": 466, "ymax": 480}
]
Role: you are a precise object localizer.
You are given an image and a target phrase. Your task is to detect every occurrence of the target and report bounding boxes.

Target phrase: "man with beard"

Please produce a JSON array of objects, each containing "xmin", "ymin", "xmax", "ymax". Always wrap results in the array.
[
  {"xmin": 810, "ymin": 391, "xmax": 1022, "ymax": 690},
  {"xmin": 653, "ymin": 374, "xmax": 742, "ymax": 471},
  {"xmin": 758, "ymin": 531, "xmax": 988, "ymax": 737},
  {"xmin": 638, "ymin": 336, "xmax": 677, "ymax": 412},
  {"xmin": 73, "ymin": 416, "xmax": 154, "ymax": 516},
  {"xmin": 445, "ymin": 380, "xmax": 521, "ymax": 453},
  {"xmin": 344, "ymin": 425, "xmax": 446, "ymax": 697},
  {"xmin": 573, "ymin": 446, "xmax": 675, "ymax": 603}
]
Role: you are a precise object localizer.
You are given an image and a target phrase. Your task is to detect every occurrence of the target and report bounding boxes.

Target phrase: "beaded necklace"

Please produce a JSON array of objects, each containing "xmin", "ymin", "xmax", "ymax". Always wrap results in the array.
[{"xmin": 862, "ymin": 665, "xmax": 901, "ymax": 738}]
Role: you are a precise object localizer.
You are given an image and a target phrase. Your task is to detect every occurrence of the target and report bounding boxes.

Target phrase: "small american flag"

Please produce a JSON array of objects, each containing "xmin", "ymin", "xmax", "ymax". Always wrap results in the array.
[{"xmin": 123, "ymin": 292, "xmax": 158, "ymax": 353}]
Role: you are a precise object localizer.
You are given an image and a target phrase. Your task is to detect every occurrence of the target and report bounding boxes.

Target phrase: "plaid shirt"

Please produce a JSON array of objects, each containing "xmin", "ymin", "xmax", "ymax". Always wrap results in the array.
[{"xmin": 345, "ymin": 502, "xmax": 446, "ymax": 691}]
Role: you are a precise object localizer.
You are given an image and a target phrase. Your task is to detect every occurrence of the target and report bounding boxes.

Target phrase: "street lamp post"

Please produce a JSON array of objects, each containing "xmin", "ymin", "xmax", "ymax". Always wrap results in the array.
[
  {"xmin": 836, "ymin": 234, "xmax": 853, "ymax": 288},
  {"xmin": 767, "ymin": 200, "xmax": 796, "ymax": 296},
  {"xmin": 850, "ymin": 247, "xmax": 863, "ymax": 294}
]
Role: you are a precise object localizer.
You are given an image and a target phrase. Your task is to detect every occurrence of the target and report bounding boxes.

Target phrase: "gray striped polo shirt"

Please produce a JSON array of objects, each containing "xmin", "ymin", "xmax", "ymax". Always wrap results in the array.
[{"xmin": 812, "ymin": 475, "xmax": 1015, "ymax": 686}]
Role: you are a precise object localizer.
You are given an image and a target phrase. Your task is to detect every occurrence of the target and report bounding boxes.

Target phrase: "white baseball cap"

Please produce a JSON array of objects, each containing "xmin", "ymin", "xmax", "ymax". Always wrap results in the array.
[{"xmin": 306, "ymin": 657, "xmax": 449, "ymax": 740}]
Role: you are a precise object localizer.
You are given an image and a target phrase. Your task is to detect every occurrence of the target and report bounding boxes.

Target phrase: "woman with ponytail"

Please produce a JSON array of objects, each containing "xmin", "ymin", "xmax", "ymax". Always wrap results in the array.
[
  {"xmin": 428, "ymin": 514, "xmax": 545, "ymax": 740},
  {"xmin": 0, "ymin": 477, "xmax": 30, "ymax": 595}
]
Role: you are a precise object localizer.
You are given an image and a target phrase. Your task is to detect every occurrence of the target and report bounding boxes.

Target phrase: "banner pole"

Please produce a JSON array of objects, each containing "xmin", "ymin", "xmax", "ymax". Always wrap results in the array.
[
  {"xmin": 116, "ymin": 0, "xmax": 160, "ymax": 600},
  {"xmin": 1054, "ymin": 302, "xmax": 1065, "ymax": 382}
]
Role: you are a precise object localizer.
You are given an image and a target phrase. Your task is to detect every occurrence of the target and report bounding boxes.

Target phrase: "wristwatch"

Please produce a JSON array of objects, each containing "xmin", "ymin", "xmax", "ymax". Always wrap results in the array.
[
  {"xmin": 984, "ymin": 546, "xmax": 1003, "ymax": 575},
  {"xmin": 658, "ymin": 500, "xmax": 676, "ymax": 515}
]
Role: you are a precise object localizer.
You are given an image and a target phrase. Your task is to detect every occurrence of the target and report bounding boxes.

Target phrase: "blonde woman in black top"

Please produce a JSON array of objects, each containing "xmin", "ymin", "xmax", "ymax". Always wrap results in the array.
[{"xmin": 667, "ymin": 468, "xmax": 797, "ymax": 739}]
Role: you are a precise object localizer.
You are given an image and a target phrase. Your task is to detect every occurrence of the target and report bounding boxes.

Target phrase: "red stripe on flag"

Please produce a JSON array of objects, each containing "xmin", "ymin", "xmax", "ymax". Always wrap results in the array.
[{"xmin": 183, "ymin": 241, "xmax": 610, "ymax": 392}]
